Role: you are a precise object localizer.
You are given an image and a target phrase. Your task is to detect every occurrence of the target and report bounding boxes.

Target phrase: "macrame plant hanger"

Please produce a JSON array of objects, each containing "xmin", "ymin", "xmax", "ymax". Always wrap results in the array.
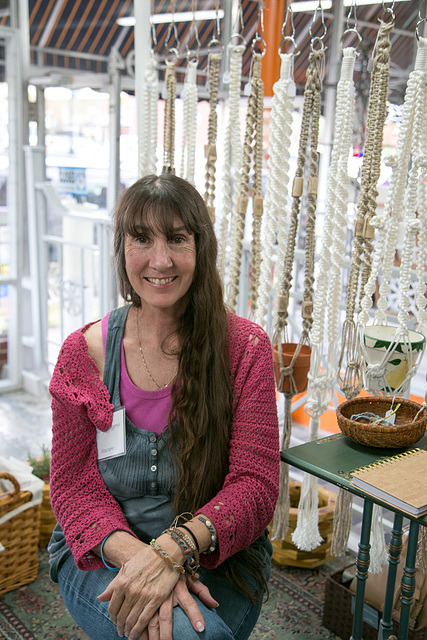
[
  {"xmin": 292, "ymin": 23, "xmax": 361, "ymax": 552},
  {"xmin": 227, "ymin": 2, "xmax": 266, "ymax": 313},
  {"xmin": 180, "ymin": 1, "xmax": 200, "ymax": 186},
  {"xmin": 217, "ymin": 2, "xmax": 245, "ymax": 283},
  {"xmin": 254, "ymin": 9, "xmax": 298, "ymax": 330},
  {"xmin": 358, "ymin": 31, "xmax": 427, "ymax": 397},
  {"xmin": 162, "ymin": 2, "xmax": 180, "ymax": 175},
  {"xmin": 204, "ymin": 1, "xmax": 222, "ymax": 224},
  {"xmin": 337, "ymin": 6, "xmax": 394, "ymax": 400},
  {"xmin": 139, "ymin": 1, "xmax": 159, "ymax": 178},
  {"xmin": 334, "ymin": 5, "xmax": 394, "ymax": 570},
  {"xmin": 271, "ymin": 10, "xmax": 325, "ymax": 541}
]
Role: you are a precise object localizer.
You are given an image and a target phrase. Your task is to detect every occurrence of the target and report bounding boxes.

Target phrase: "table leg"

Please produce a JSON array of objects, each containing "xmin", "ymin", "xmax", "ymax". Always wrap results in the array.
[
  {"xmin": 379, "ymin": 513, "xmax": 404, "ymax": 640},
  {"xmin": 351, "ymin": 499, "xmax": 373, "ymax": 640},
  {"xmin": 397, "ymin": 521, "xmax": 419, "ymax": 640}
]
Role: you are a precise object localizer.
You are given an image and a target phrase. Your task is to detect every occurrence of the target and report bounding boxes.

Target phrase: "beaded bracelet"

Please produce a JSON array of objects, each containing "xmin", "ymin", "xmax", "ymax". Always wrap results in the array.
[
  {"xmin": 150, "ymin": 539, "xmax": 185, "ymax": 574},
  {"xmin": 171, "ymin": 528, "xmax": 200, "ymax": 575},
  {"xmin": 100, "ymin": 529, "xmax": 130, "ymax": 571},
  {"xmin": 197, "ymin": 516, "xmax": 217, "ymax": 554}
]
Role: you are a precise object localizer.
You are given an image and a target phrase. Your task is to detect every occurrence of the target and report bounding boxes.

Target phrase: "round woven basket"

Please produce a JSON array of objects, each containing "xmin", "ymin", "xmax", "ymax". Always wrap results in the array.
[{"xmin": 336, "ymin": 396, "xmax": 427, "ymax": 448}]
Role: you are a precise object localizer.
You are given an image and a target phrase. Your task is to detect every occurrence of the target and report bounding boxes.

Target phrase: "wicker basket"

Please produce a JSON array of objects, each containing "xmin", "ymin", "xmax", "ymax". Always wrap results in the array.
[
  {"xmin": 0, "ymin": 472, "xmax": 41, "ymax": 595},
  {"xmin": 336, "ymin": 396, "xmax": 427, "ymax": 449},
  {"xmin": 271, "ymin": 481, "xmax": 337, "ymax": 568},
  {"xmin": 39, "ymin": 483, "xmax": 57, "ymax": 547}
]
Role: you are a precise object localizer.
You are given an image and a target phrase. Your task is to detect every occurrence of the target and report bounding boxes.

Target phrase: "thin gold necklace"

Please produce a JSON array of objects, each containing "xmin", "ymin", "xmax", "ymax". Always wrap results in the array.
[{"xmin": 136, "ymin": 311, "xmax": 177, "ymax": 390}]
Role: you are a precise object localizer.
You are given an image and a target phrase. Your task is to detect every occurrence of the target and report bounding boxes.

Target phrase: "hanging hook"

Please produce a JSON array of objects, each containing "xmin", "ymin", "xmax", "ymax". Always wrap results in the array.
[
  {"xmin": 164, "ymin": 0, "xmax": 180, "ymax": 56},
  {"xmin": 230, "ymin": 0, "xmax": 246, "ymax": 45},
  {"xmin": 380, "ymin": 0, "xmax": 395, "ymax": 23},
  {"xmin": 416, "ymin": 0, "xmax": 427, "ymax": 39},
  {"xmin": 208, "ymin": 0, "xmax": 222, "ymax": 49},
  {"xmin": 150, "ymin": 0, "xmax": 158, "ymax": 49},
  {"xmin": 278, "ymin": 6, "xmax": 299, "ymax": 56},
  {"xmin": 309, "ymin": 0, "xmax": 327, "ymax": 48},
  {"xmin": 251, "ymin": 0, "xmax": 266, "ymax": 57},
  {"xmin": 186, "ymin": 0, "xmax": 201, "ymax": 64},
  {"xmin": 341, "ymin": 0, "xmax": 361, "ymax": 49}
]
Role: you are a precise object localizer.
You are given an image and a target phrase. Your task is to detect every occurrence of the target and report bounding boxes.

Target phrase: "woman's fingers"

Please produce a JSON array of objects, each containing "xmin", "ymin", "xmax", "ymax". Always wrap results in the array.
[
  {"xmin": 147, "ymin": 612, "xmax": 161, "ymax": 640},
  {"xmin": 188, "ymin": 576, "xmax": 219, "ymax": 609},
  {"xmin": 158, "ymin": 593, "xmax": 173, "ymax": 640},
  {"xmin": 172, "ymin": 578, "xmax": 206, "ymax": 633}
]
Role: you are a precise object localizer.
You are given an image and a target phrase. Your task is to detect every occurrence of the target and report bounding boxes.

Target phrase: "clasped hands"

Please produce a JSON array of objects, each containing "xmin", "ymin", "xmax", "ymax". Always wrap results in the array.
[{"xmin": 97, "ymin": 540, "xmax": 218, "ymax": 640}]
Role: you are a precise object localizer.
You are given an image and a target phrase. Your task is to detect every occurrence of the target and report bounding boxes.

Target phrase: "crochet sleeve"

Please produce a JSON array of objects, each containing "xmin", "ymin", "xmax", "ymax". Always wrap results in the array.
[
  {"xmin": 198, "ymin": 316, "xmax": 280, "ymax": 568},
  {"xmin": 49, "ymin": 327, "xmax": 135, "ymax": 570}
]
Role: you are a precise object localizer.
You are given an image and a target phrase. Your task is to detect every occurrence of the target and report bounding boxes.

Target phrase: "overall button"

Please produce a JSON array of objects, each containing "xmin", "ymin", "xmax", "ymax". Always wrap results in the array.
[
  {"xmin": 151, "ymin": 449, "xmax": 157, "ymax": 456},
  {"xmin": 149, "ymin": 435, "xmax": 156, "ymax": 443},
  {"xmin": 151, "ymin": 482, "xmax": 157, "ymax": 488},
  {"xmin": 150, "ymin": 465, "xmax": 157, "ymax": 472}
]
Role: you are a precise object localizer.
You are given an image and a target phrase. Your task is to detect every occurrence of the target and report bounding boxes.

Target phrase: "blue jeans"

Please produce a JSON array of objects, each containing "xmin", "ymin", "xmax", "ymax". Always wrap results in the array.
[{"xmin": 56, "ymin": 535, "xmax": 271, "ymax": 640}]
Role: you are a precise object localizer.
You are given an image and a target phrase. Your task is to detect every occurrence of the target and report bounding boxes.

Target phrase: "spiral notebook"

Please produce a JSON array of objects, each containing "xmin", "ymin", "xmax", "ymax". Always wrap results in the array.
[{"xmin": 350, "ymin": 448, "xmax": 427, "ymax": 517}]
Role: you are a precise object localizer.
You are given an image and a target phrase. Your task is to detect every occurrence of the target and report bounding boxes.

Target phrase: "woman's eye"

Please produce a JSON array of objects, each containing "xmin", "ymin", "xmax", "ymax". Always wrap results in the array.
[
  {"xmin": 135, "ymin": 236, "xmax": 149, "ymax": 244},
  {"xmin": 171, "ymin": 236, "xmax": 185, "ymax": 244}
]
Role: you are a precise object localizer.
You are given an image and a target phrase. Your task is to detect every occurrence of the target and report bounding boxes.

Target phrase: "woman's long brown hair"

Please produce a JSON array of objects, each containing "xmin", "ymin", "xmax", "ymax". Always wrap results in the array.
[{"xmin": 114, "ymin": 173, "xmax": 267, "ymax": 602}]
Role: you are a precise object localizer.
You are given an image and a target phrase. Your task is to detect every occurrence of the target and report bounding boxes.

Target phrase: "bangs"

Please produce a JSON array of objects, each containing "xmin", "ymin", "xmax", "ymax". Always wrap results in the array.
[{"xmin": 123, "ymin": 199, "xmax": 194, "ymax": 239}]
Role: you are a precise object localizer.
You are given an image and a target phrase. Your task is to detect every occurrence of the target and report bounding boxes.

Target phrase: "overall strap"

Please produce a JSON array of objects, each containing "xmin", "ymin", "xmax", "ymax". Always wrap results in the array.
[{"xmin": 103, "ymin": 305, "xmax": 131, "ymax": 406}]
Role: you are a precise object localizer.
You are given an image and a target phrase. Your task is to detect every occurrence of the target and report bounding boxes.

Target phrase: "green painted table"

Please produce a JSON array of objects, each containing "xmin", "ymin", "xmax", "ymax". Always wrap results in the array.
[{"xmin": 281, "ymin": 432, "xmax": 427, "ymax": 640}]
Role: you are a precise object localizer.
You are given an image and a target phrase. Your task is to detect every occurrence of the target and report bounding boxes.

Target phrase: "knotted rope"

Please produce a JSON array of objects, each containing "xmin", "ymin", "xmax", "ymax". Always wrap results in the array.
[
  {"xmin": 180, "ymin": 58, "xmax": 198, "ymax": 185},
  {"xmin": 139, "ymin": 55, "xmax": 159, "ymax": 177},
  {"xmin": 254, "ymin": 53, "xmax": 295, "ymax": 329},
  {"xmin": 227, "ymin": 52, "xmax": 264, "ymax": 312},
  {"xmin": 291, "ymin": 47, "xmax": 358, "ymax": 552},
  {"xmin": 204, "ymin": 50, "xmax": 222, "ymax": 223},
  {"xmin": 358, "ymin": 37, "xmax": 427, "ymax": 397},
  {"xmin": 162, "ymin": 58, "xmax": 177, "ymax": 174},
  {"xmin": 271, "ymin": 46, "xmax": 324, "ymax": 541},
  {"xmin": 337, "ymin": 18, "xmax": 393, "ymax": 399},
  {"xmin": 217, "ymin": 43, "xmax": 245, "ymax": 283}
]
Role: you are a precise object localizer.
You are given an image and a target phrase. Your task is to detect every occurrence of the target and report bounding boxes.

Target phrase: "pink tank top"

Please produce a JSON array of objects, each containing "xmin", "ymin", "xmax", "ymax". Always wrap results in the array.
[{"xmin": 102, "ymin": 313, "xmax": 173, "ymax": 434}]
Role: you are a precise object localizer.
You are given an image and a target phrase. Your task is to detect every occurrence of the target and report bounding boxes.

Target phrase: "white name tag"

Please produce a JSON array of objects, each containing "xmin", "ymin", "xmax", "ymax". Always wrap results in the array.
[{"xmin": 96, "ymin": 407, "xmax": 126, "ymax": 461}]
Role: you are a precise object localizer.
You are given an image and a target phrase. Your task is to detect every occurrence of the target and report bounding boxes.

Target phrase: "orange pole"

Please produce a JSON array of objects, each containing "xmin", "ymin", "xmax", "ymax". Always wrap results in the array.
[{"xmin": 261, "ymin": 0, "xmax": 287, "ymax": 97}]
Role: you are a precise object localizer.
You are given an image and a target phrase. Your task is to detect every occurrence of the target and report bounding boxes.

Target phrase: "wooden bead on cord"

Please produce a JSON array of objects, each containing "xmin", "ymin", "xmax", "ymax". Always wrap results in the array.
[
  {"xmin": 302, "ymin": 301, "xmax": 313, "ymax": 319},
  {"xmin": 276, "ymin": 295, "xmax": 288, "ymax": 313},
  {"xmin": 354, "ymin": 217, "xmax": 364, "ymax": 237},
  {"xmin": 308, "ymin": 176, "xmax": 318, "ymax": 196},
  {"xmin": 204, "ymin": 143, "xmax": 217, "ymax": 161},
  {"xmin": 237, "ymin": 196, "xmax": 249, "ymax": 214},
  {"xmin": 292, "ymin": 176, "xmax": 304, "ymax": 197},
  {"xmin": 363, "ymin": 220, "xmax": 375, "ymax": 239},
  {"xmin": 253, "ymin": 195, "xmax": 263, "ymax": 217}
]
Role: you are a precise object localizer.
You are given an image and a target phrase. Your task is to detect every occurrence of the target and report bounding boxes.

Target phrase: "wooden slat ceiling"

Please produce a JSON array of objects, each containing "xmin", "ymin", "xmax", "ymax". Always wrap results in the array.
[{"xmin": 5, "ymin": 0, "xmax": 422, "ymax": 103}]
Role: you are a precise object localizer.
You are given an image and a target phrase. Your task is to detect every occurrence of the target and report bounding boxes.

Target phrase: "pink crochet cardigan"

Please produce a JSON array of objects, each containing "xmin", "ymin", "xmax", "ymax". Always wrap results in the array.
[{"xmin": 49, "ymin": 311, "xmax": 280, "ymax": 571}]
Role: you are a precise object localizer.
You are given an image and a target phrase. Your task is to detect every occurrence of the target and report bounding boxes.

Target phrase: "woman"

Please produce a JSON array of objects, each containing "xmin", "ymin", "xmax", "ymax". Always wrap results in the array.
[{"xmin": 48, "ymin": 173, "xmax": 280, "ymax": 640}]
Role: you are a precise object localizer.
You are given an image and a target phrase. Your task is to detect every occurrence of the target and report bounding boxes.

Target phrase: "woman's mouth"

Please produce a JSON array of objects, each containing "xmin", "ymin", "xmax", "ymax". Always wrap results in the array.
[{"xmin": 145, "ymin": 276, "xmax": 176, "ymax": 285}]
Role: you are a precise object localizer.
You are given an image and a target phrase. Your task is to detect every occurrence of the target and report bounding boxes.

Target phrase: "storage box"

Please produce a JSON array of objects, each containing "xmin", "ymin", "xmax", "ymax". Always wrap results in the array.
[
  {"xmin": 0, "ymin": 472, "xmax": 41, "ymax": 595},
  {"xmin": 322, "ymin": 567, "xmax": 427, "ymax": 640}
]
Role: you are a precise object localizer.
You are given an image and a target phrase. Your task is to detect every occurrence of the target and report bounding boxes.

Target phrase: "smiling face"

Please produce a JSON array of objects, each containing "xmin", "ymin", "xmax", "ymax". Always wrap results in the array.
[{"xmin": 124, "ymin": 213, "xmax": 196, "ymax": 316}]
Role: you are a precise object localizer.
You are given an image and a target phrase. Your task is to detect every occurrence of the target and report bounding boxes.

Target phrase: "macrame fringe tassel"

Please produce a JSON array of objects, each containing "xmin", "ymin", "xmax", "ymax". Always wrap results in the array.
[
  {"xmin": 369, "ymin": 504, "xmax": 388, "ymax": 574},
  {"xmin": 271, "ymin": 393, "xmax": 293, "ymax": 540},
  {"xmin": 416, "ymin": 525, "xmax": 427, "ymax": 573},
  {"xmin": 291, "ymin": 473, "xmax": 323, "ymax": 551},
  {"xmin": 331, "ymin": 488, "xmax": 353, "ymax": 556}
]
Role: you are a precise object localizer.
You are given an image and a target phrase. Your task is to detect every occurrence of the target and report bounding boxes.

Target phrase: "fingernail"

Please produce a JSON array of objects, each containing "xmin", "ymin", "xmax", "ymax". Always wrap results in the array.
[
  {"xmin": 213, "ymin": 600, "xmax": 219, "ymax": 608},
  {"xmin": 196, "ymin": 621, "xmax": 205, "ymax": 632}
]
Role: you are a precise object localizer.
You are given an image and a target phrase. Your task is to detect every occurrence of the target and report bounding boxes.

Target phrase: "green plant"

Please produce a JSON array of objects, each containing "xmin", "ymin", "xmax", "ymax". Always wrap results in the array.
[{"xmin": 27, "ymin": 445, "xmax": 51, "ymax": 482}]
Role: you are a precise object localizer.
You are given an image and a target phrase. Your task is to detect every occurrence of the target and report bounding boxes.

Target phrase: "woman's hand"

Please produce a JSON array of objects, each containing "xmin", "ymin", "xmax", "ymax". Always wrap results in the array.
[
  {"xmin": 138, "ymin": 574, "xmax": 219, "ymax": 639},
  {"xmin": 97, "ymin": 544, "xmax": 179, "ymax": 639}
]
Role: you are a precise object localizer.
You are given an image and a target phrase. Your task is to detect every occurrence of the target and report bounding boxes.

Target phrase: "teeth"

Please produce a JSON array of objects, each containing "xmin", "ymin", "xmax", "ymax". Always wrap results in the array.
[{"xmin": 147, "ymin": 277, "xmax": 174, "ymax": 285}]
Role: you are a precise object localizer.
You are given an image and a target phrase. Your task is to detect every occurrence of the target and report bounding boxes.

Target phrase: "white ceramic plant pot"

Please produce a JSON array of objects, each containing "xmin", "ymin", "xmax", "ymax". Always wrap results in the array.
[{"xmin": 363, "ymin": 326, "xmax": 425, "ymax": 393}]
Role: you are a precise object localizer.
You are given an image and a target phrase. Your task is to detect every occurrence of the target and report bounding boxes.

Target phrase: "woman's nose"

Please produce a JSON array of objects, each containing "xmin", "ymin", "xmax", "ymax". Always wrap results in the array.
[{"xmin": 149, "ymin": 238, "xmax": 173, "ymax": 268}]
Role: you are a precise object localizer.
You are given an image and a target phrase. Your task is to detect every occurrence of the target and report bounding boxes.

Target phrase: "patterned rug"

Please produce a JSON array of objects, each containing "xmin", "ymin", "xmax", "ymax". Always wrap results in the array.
[{"xmin": 0, "ymin": 548, "xmax": 352, "ymax": 639}]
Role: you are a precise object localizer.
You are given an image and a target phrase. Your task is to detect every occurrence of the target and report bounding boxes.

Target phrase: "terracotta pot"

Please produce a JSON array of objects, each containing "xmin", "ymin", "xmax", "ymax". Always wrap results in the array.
[{"xmin": 273, "ymin": 343, "xmax": 311, "ymax": 393}]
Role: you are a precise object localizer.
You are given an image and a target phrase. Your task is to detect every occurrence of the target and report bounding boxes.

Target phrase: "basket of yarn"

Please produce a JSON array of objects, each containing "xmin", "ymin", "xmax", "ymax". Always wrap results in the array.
[{"xmin": 336, "ymin": 396, "xmax": 427, "ymax": 449}]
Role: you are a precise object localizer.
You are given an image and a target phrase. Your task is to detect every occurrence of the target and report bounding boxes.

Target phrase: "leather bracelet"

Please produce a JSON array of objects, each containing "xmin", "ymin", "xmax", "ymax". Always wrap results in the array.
[{"xmin": 178, "ymin": 523, "xmax": 200, "ymax": 552}]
